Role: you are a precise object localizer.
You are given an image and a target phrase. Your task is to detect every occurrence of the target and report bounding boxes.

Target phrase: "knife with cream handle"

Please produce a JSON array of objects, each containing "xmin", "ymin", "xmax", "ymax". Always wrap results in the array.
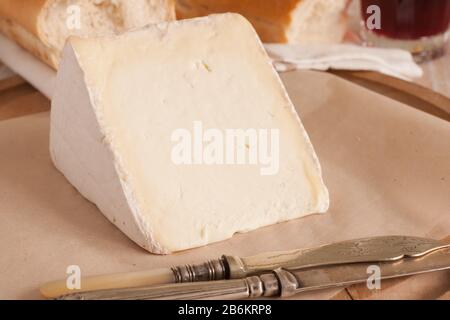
[
  {"xmin": 58, "ymin": 246, "xmax": 450, "ymax": 300},
  {"xmin": 40, "ymin": 236, "xmax": 449, "ymax": 298}
]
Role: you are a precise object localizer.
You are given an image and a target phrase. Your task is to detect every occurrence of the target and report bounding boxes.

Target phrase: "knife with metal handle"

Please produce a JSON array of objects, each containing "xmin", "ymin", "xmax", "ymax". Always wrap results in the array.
[
  {"xmin": 41, "ymin": 235, "xmax": 449, "ymax": 298},
  {"xmin": 58, "ymin": 246, "xmax": 450, "ymax": 300}
]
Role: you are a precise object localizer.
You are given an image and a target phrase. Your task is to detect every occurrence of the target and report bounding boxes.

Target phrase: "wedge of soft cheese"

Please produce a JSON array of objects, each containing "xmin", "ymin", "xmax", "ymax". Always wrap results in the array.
[{"xmin": 50, "ymin": 13, "xmax": 329, "ymax": 254}]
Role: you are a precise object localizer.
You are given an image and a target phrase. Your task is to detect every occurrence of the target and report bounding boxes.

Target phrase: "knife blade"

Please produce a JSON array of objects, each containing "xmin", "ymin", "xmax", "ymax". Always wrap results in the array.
[
  {"xmin": 58, "ymin": 246, "xmax": 450, "ymax": 300},
  {"xmin": 41, "ymin": 235, "xmax": 449, "ymax": 298},
  {"xmin": 226, "ymin": 235, "xmax": 449, "ymax": 278}
]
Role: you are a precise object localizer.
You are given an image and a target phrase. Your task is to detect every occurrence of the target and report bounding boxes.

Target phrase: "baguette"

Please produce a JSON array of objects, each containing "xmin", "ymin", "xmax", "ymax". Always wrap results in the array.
[
  {"xmin": 176, "ymin": 0, "xmax": 348, "ymax": 44},
  {"xmin": 0, "ymin": 0, "xmax": 176, "ymax": 69}
]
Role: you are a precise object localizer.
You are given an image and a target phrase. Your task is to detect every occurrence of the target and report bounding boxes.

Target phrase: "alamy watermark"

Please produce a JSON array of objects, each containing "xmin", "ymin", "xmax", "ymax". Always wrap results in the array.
[
  {"xmin": 367, "ymin": 265, "xmax": 381, "ymax": 290},
  {"xmin": 171, "ymin": 121, "xmax": 280, "ymax": 176},
  {"xmin": 66, "ymin": 265, "xmax": 81, "ymax": 290},
  {"xmin": 365, "ymin": 5, "xmax": 381, "ymax": 30},
  {"xmin": 66, "ymin": 5, "xmax": 82, "ymax": 30}
]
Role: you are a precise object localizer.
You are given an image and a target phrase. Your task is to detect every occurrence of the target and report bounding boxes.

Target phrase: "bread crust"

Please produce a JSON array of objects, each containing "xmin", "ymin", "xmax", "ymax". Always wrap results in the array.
[
  {"xmin": 0, "ymin": 0, "xmax": 48, "ymax": 38},
  {"xmin": 0, "ymin": 16, "xmax": 58, "ymax": 69},
  {"xmin": 166, "ymin": 0, "xmax": 177, "ymax": 20},
  {"xmin": 176, "ymin": 0, "xmax": 348, "ymax": 44},
  {"xmin": 0, "ymin": 1, "xmax": 176, "ymax": 70},
  {"xmin": 176, "ymin": 0, "xmax": 301, "ymax": 42}
]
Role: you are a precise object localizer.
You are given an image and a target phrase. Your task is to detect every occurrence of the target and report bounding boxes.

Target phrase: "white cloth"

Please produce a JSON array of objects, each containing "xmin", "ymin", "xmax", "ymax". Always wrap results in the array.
[
  {"xmin": 265, "ymin": 44, "xmax": 423, "ymax": 81},
  {"xmin": 0, "ymin": 34, "xmax": 55, "ymax": 99}
]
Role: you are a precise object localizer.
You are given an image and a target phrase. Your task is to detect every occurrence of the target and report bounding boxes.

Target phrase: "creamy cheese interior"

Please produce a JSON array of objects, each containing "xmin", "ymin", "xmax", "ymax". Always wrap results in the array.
[{"xmin": 52, "ymin": 14, "xmax": 329, "ymax": 253}]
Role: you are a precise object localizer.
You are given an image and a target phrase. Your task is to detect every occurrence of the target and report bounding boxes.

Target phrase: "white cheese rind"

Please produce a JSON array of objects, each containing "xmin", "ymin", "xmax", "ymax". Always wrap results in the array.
[
  {"xmin": 50, "ymin": 44, "xmax": 164, "ymax": 253},
  {"xmin": 50, "ymin": 13, "xmax": 329, "ymax": 254}
]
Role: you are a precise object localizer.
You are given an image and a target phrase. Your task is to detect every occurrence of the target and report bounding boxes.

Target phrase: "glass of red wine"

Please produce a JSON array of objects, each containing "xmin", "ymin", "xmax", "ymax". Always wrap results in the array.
[{"xmin": 360, "ymin": 0, "xmax": 450, "ymax": 62}]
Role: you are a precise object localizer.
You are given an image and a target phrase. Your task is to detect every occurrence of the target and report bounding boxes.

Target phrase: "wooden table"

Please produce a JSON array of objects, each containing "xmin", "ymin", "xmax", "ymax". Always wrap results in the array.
[{"xmin": 417, "ymin": 50, "xmax": 450, "ymax": 98}]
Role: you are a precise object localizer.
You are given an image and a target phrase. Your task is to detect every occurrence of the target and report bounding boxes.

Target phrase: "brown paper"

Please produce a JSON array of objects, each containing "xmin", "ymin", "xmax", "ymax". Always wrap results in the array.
[{"xmin": 0, "ymin": 70, "xmax": 449, "ymax": 299}]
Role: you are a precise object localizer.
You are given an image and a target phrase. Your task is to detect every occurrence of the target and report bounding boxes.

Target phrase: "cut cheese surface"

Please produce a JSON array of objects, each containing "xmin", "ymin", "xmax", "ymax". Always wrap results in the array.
[{"xmin": 50, "ymin": 13, "xmax": 329, "ymax": 254}]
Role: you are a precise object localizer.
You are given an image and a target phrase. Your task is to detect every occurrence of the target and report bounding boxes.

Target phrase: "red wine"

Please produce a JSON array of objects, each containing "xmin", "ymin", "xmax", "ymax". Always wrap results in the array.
[{"xmin": 361, "ymin": 0, "xmax": 450, "ymax": 40}]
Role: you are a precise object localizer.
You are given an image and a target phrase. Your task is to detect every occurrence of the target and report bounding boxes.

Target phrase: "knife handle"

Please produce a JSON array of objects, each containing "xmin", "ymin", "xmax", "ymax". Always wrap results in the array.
[
  {"xmin": 57, "ymin": 276, "xmax": 268, "ymax": 300},
  {"xmin": 57, "ymin": 270, "xmax": 298, "ymax": 300},
  {"xmin": 41, "ymin": 259, "xmax": 227, "ymax": 299},
  {"xmin": 40, "ymin": 268, "xmax": 176, "ymax": 299}
]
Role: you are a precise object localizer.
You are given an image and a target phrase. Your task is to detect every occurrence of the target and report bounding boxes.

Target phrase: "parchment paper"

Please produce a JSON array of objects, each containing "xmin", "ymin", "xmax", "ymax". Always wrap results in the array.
[{"xmin": 0, "ymin": 70, "xmax": 449, "ymax": 299}]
